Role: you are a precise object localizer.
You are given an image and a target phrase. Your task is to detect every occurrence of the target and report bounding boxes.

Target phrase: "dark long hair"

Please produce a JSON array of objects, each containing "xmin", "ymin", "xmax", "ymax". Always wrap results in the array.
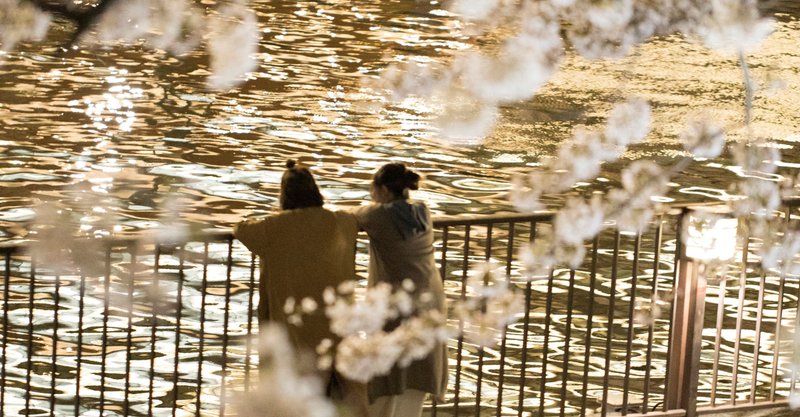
[
  {"xmin": 279, "ymin": 159, "xmax": 324, "ymax": 210},
  {"xmin": 373, "ymin": 163, "xmax": 421, "ymax": 199}
]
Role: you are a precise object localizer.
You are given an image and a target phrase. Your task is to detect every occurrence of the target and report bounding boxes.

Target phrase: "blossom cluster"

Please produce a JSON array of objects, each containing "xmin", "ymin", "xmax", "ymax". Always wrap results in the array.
[
  {"xmin": 234, "ymin": 324, "xmax": 337, "ymax": 417},
  {"xmin": 760, "ymin": 231, "xmax": 800, "ymax": 276},
  {"xmin": 511, "ymin": 98, "xmax": 652, "ymax": 211},
  {"xmin": 633, "ymin": 290, "xmax": 667, "ymax": 326},
  {"xmin": 680, "ymin": 119, "xmax": 726, "ymax": 159},
  {"xmin": 372, "ymin": 0, "xmax": 772, "ymax": 143},
  {"xmin": 323, "ymin": 280, "xmax": 449, "ymax": 383},
  {"xmin": 323, "ymin": 265, "xmax": 524, "ymax": 382},
  {"xmin": 281, "ymin": 262, "xmax": 525, "ymax": 386},
  {"xmin": 730, "ymin": 141, "xmax": 782, "ymax": 218},
  {"xmin": 0, "ymin": 0, "xmax": 50, "ymax": 53},
  {"xmin": 324, "ymin": 281, "xmax": 413, "ymax": 337},
  {"xmin": 239, "ymin": 266, "xmax": 525, "ymax": 413},
  {"xmin": 0, "ymin": 0, "xmax": 259, "ymax": 90},
  {"xmin": 88, "ymin": 0, "xmax": 204, "ymax": 55},
  {"xmin": 454, "ymin": 262, "xmax": 526, "ymax": 347},
  {"xmin": 512, "ymin": 98, "xmax": 683, "ymax": 271},
  {"xmin": 26, "ymin": 185, "xmax": 120, "ymax": 276}
]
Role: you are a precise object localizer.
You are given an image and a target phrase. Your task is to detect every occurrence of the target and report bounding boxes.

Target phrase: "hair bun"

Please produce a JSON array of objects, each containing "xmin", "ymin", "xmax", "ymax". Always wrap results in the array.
[
  {"xmin": 286, "ymin": 159, "xmax": 297, "ymax": 169},
  {"xmin": 404, "ymin": 169, "xmax": 420, "ymax": 190}
]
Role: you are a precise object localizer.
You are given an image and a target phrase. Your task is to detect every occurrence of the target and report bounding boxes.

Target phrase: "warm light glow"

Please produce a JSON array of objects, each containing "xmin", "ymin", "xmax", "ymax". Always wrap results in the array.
[{"xmin": 685, "ymin": 211, "xmax": 739, "ymax": 262}]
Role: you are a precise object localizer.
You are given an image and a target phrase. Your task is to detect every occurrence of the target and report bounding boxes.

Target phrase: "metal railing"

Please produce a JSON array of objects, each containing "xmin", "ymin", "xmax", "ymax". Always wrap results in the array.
[
  {"xmin": 433, "ymin": 212, "xmax": 680, "ymax": 416},
  {"xmin": 0, "ymin": 205, "xmax": 797, "ymax": 416}
]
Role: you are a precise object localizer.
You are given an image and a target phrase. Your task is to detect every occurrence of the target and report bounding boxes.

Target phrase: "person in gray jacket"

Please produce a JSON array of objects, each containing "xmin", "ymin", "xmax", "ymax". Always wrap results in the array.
[{"xmin": 354, "ymin": 163, "xmax": 448, "ymax": 417}]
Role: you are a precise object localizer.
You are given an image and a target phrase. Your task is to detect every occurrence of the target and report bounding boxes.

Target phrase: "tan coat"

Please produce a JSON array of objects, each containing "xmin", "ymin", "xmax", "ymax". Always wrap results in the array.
[
  {"xmin": 354, "ymin": 201, "xmax": 449, "ymax": 402},
  {"xmin": 234, "ymin": 207, "xmax": 359, "ymax": 356}
]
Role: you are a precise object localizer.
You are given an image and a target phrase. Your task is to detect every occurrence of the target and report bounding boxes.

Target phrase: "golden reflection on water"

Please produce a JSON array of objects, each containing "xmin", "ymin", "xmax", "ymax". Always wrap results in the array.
[{"xmin": 0, "ymin": 4, "xmax": 796, "ymax": 241}]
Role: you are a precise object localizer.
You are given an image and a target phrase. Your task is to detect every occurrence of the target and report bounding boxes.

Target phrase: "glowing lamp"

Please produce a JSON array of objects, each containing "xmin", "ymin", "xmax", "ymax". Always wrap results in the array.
[{"xmin": 683, "ymin": 211, "xmax": 739, "ymax": 262}]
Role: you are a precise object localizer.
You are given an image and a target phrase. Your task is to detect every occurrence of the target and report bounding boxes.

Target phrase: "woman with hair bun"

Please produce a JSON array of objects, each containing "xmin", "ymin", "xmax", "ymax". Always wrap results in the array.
[
  {"xmin": 234, "ymin": 159, "xmax": 367, "ymax": 415},
  {"xmin": 355, "ymin": 163, "xmax": 448, "ymax": 417}
]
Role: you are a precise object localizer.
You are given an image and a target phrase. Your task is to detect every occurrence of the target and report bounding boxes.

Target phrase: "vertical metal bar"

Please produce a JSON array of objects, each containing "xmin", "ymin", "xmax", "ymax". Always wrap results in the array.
[
  {"xmin": 474, "ymin": 224, "xmax": 493, "ymax": 417},
  {"xmin": 26, "ymin": 255, "xmax": 37, "ymax": 412},
  {"xmin": 244, "ymin": 251, "xmax": 256, "ymax": 393},
  {"xmin": 770, "ymin": 273, "xmax": 786, "ymax": 402},
  {"xmin": 495, "ymin": 222, "xmax": 515, "ymax": 417},
  {"xmin": 710, "ymin": 275, "xmax": 727, "ymax": 406},
  {"xmin": 622, "ymin": 234, "xmax": 641, "ymax": 414},
  {"xmin": 792, "ymin": 276, "xmax": 800, "ymax": 394},
  {"xmin": 75, "ymin": 273, "xmax": 86, "ymax": 416},
  {"xmin": 453, "ymin": 224, "xmax": 471, "ymax": 417},
  {"xmin": 124, "ymin": 245, "xmax": 137, "ymax": 415},
  {"xmin": 730, "ymin": 235, "xmax": 750, "ymax": 406},
  {"xmin": 538, "ymin": 269, "xmax": 555, "ymax": 417},
  {"xmin": 749, "ymin": 269, "xmax": 767, "ymax": 402},
  {"xmin": 484, "ymin": 225, "xmax": 493, "ymax": 265},
  {"xmin": 171, "ymin": 246, "xmax": 186, "ymax": 417},
  {"xmin": 196, "ymin": 242, "xmax": 210, "ymax": 416},
  {"xmin": 773, "ymin": 206, "xmax": 792, "ymax": 400},
  {"xmin": 148, "ymin": 245, "xmax": 162, "ymax": 417},
  {"xmin": 601, "ymin": 231, "xmax": 621, "ymax": 417},
  {"xmin": 518, "ymin": 221, "xmax": 536, "ymax": 417},
  {"xmin": 581, "ymin": 236, "xmax": 600, "ymax": 416},
  {"xmin": 433, "ymin": 225, "xmax": 448, "ymax": 417},
  {"xmin": 560, "ymin": 269, "xmax": 576, "ymax": 417},
  {"xmin": 663, "ymin": 216, "xmax": 684, "ymax": 412},
  {"xmin": 99, "ymin": 246, "xmax": 112, "ymax": 416},
  {"xmin": 440, "ymin": 226, "xmax": 449, "ymax": 282},
  {"xmin": 643, "ymin": 219, "xmax": 663, "ymax": 413},
  {"xmin": 50, "ymin": 272, "xmax": 61, "ymax": 417},
  {"xmin": 219, "ymin": 238, "xmax": 235, "ymax": 417},
  {"xmin": 1, "ymin": 252, "xmax": 11, "ymax": 416},
  {"xmin": 518, "ymin": 279, "xmax": 533, "ymax": 417}
]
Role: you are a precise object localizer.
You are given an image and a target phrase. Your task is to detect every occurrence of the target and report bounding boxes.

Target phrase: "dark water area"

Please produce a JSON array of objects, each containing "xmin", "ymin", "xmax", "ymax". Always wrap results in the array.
[{"xmin": 0, "ymin": 0, "xmax": 798, "ymax": 240}]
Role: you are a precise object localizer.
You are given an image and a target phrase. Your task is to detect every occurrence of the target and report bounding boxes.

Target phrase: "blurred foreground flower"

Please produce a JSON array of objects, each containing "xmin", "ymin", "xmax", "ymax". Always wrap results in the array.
[
  {"xmin": 760, "ymin": 231, "xmax": 800, "ymax": 275},
  {"xmin": 234, "ymin": 324, "xmax": 336, "ymax": 417},
  {"xmin": 604, "ymin": 97, "xmax": 652, "ymax": 150},
  {"xmin": 634, "ymin": 292, "xmax": 665, "ymax": 326},
  {"xmin": 207, "ymin": 1, "xmax": 259, "ymax": 90},
  {"xmin": 455, "ymin": 262, "xmax": 526, "ymax": 347},
  {"xmin": 0, "ymin": 0, "xmax": 50, "ymax": 52},
  {"xmin": 699, "ymin": 0, "xmax": 773, "ymax": 53},
  {"xmin": 0, "ymin": 0, "xmax": 260, "ymax": 90},
  {"xmin": 88, "ymin": 0, "xmax": 204, "ymax": 55},
  {"xmin": 28, "ymin": 191, "xmax": 118, "ymax": 276},
  {"xmin": 511, "ymin": 98, "xmax": 653, "ymax": 214},
  {"xmin": 681, "ymin": 120, "xmax": 726, "ymax": 159},
  {"xmin": 325, "ymin": 281, "xmax": 449, "ymax": 383}
]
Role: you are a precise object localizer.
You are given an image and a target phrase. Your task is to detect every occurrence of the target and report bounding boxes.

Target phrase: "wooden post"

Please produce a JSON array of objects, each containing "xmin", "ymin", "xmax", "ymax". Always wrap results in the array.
[{"xmin": 665, "ymin": 211, "xmax": 707, "ymax": 417}]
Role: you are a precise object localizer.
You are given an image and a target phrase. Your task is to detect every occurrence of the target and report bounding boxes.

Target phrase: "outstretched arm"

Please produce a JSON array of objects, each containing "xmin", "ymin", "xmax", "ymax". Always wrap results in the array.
[{"xmin": 233, "ymin": 217, "xmax": 271, "ymax": 256}]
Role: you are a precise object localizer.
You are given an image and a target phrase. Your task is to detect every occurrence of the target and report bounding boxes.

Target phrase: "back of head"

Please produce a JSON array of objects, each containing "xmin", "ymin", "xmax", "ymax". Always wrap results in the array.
[
  {"xmin": 373, "ymin": 163, "xmax": 421, "ymax": 199},
  {"xmin": 280, "ymin": 159, "xmax": 324, "ymax": 210}
]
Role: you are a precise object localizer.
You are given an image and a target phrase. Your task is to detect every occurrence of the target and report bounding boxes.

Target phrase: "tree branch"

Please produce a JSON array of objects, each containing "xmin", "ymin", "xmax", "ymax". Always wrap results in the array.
[
  {"xmin": 27, "ymin": 0, "xmax": 124, "ymax": 48},
  {"xmin": 738, "ymin": 50, "xmax": 754, "ymax": 138}
]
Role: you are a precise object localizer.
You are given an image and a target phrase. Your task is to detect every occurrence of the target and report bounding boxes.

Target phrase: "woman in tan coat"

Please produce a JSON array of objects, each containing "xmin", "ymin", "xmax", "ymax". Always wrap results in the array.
[
  {"xmin": 234, "ymin": 160, "xmax": 366, "ymax": 415},
  {"xmin": 355, "ymin": 163, "xmax": 448, "ymax": 417}
]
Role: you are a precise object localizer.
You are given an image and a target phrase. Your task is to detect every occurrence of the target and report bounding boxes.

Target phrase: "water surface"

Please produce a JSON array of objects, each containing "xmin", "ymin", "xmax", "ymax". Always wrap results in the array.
[{"xmin": 0, "ymin": 1, "xmax": 799, "ymax": 240}]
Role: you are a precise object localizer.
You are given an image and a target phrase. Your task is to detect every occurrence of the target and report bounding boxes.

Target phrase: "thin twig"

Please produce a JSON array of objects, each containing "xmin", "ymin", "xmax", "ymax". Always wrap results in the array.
[{"xmin": 738, "ymin": 50, "xmax": 754, "ymax": 138}]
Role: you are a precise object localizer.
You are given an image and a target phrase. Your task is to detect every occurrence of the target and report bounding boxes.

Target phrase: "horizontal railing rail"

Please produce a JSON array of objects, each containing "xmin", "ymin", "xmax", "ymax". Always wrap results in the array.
[{"xmin": 0, "ymin": 205, "xmax": 797, "ymax": 416}]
